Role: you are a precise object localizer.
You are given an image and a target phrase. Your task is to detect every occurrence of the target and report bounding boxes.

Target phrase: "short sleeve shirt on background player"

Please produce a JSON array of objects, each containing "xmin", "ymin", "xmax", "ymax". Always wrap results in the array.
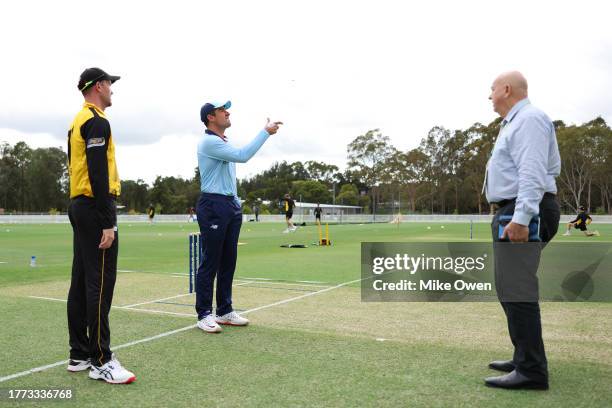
[
  {"xmin": 314, "ymin": 207, "xmax": 322, "ymax": 217},
  {"xmin": 68, "ymin": 102, "xmax": 120, "ymax": 229},
  {"xmin": 285, "ymin": 198, "xmax": 295, "ymax": 213},
  {"xmin": 570, "ymin": 212, "xmax": 591, "ymax": 230}
]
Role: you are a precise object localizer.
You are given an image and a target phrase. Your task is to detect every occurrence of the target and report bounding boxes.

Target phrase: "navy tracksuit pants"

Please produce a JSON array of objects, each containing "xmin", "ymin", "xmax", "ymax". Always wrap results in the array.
[{"xmin": 195, "ymin": 193, "xmax": 242, "ymax": 319}]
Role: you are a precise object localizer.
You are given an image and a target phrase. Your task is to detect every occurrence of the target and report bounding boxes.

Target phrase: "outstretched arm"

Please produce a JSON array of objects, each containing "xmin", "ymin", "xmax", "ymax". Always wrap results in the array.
[{"xmin": 201, "ymin": 119, "xmax": 283, "ymax": 163}]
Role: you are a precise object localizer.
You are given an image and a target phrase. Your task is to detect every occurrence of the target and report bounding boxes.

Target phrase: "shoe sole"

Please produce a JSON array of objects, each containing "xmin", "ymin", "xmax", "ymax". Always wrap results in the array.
[
  {"xmin": 67, "ymin": 361, "xmax": 91, "ymax": 372},
  {"xmin": 67, "ymin": 366, "xmax": 91, "ymax": 372},
  {"xmin": 90, "ymin": 375, "xmax": 137, "ymax": 384},
  {"xmin": 197, "ymin": 324, "xmax": 222, "ymax": 333},
  {"xmin": 485, "ymin": 381, "xmax": 548, "ymax": 390},
  {"xmin": 215, "ymin": 320, "xmax": 248, "ymax": 326}
]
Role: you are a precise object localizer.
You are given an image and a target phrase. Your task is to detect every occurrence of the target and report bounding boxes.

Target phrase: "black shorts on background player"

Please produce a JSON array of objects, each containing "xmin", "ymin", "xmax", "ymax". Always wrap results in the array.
[
  {"xmin": 570, "ymin": 212, "xmax": 590, "ymax": 231},
  {"xmin": 284, "ymin": 197, "xmax": 295, "ymax": 219}
]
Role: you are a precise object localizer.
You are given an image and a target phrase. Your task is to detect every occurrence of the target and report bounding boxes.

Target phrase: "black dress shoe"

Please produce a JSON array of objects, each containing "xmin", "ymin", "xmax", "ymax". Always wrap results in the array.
[
  {"xmin": 485, "ymin": 370, "xmax": 548, "ymax": 390},
  {"xmin": 488, "ymin": 360, "xmax": 515, "ymax": 372}
]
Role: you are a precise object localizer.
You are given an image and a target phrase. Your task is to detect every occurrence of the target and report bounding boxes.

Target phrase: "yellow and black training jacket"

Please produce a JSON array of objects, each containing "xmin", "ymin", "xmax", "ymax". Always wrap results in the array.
[{"xmin": 67, "ymin": 102, "xmax": 120, "ymax": 229}]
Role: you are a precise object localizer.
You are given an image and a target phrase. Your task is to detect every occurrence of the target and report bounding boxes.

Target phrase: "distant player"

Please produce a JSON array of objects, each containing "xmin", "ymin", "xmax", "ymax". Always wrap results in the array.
[
  {"xmin": 283, "ymin": 194, "xmax": 296, "ymax": 233},
  {"xmin": 188, "ymin": 207, "xmax": 196, "ymax": 223},
  {"xmin": 563, "ymin": 206, "xmax": 600, "ymax": 236},
  {"xmin": 314, "ymin": 202, "xmax": 322, "ymax": 226},
  {"xmin": 253, "ymin": 203, "xmax": 260, "ymax": 222},
  {"xmin": 148, "ymin": 204, "xmax": 155, "ymax": 224}
]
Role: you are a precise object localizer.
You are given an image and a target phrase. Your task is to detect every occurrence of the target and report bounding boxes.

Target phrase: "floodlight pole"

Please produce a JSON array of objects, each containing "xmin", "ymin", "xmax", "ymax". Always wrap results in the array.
[
  {"xmin": 332, "ymin": 183, "xmax": 336, "ymax": 206},
  {"xmin": 329, "ymin": 183, "xmax": 336, "ymax": 216},
  {"xmin": 398, "ymin": 189, "xmax": 401, "ymax": 214}
]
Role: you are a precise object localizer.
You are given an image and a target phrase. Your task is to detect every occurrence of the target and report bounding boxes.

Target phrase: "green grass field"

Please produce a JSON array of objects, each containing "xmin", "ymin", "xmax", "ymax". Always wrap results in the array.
[{"xmin": 0, "ymin": 221, "xmax": 611, "ymax": 407}]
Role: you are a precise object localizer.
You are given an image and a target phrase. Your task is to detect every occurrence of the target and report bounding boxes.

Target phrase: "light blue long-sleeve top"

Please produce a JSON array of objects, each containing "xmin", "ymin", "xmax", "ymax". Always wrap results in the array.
[
  {"xmin": 485, "ymin": 98, "xmax": 561, "ymax": 226},
  {"xmin": 197, "ymin": 129, "xmax": 270, "ymax": 204}
]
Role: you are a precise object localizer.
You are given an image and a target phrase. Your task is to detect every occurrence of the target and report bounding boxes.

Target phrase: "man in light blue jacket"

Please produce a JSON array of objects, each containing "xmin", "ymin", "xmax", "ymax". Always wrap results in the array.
[{"xmin": 195, "ymin": 100, "xmax": 282, "ymax": 333}]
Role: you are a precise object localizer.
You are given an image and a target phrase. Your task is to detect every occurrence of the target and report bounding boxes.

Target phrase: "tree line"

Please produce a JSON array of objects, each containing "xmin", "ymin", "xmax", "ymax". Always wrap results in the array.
[{"xmin": 1, "ymin": 116, "xmax": 610, "ymax": 215}]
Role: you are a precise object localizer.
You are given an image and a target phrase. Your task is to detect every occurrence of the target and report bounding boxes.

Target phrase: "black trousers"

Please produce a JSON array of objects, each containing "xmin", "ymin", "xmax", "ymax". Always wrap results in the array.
[
  {"xmin": 491, "ymin": 195, "xmax": 559, "ymax": 382},
  {"xmin": 67, "ymin": 197, "xmax": 118, "ymax": 367}
]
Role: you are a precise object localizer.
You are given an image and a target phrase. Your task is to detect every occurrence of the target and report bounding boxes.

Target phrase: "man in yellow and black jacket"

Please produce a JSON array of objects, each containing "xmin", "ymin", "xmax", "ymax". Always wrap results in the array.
[{"xmin": 66, "ymin": 67, "xmax": 135, "ymax": 384}]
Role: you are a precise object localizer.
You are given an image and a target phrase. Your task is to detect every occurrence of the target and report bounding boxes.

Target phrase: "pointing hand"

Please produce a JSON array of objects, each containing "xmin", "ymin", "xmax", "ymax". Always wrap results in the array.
[{"xmin": 265, "ymin": 118, "xmax": 283, "ymax": 135}]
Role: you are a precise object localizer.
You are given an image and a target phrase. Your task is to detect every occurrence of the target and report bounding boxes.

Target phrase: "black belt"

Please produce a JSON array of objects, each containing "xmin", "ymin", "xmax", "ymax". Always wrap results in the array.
[
  {"xmin": 491, "ymin": 192, "xmax": 556, "ymax": 208},
  {"xmin": 72, "ymin": 194, "xmax": 117, "ymax": 202}
]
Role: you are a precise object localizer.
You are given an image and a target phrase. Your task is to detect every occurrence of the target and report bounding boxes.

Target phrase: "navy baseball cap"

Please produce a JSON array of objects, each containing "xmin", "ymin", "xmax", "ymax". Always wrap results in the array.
[
  {"xmin": 200, "ymin": 100, "xmax": 231, "ymax": 124},
  {"xmin": 78, "ymin": 67, "xmax": 120, "ymax": 92}
]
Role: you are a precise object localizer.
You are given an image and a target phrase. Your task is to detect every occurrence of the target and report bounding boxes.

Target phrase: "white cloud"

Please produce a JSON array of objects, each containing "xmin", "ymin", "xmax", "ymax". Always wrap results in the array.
[
  {"xmin": 114, "ymin": 134, "xmax": 200, "ymax": 183},
  {"xmin": 0, "ymin": 129, "xmax": 64, "ymax": 150}
]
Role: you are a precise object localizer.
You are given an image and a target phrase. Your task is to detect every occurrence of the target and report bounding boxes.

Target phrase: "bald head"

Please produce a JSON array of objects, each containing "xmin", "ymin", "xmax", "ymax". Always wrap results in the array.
[
  {"xmin": 496, "ymin": 71, "xmax": 528, "ymax": 96},
  {"xmin": 489, "ymin": 71, "xmax": 529, "ymax": 117}
]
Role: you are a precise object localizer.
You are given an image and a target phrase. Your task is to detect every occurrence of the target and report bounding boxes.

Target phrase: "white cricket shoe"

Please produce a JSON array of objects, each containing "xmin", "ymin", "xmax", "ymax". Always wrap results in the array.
[
  {"xmin": 562, "ymin": 231, "xmax": 571, "ymax": 236},
  {"xmin": 216, "ymin": 311, "xmax": 249, "ymax": 326},
  {"xmin": 197, "ymin": 314, "xmax": 222, "ymax": 333},
  {"xmin": 290, "ymin": 226, "xmax": 298, "ymax": 232},
  {"xmin": 283, "ymin": 228, "xmax": 290, "ymax": 233},
  {"xmin": 89, "ymin": 355, "xmax": 136, "ymax": 384},
  {"xmin": 67, "ymin": 358, "xmax": 90, "ymax": 372}
]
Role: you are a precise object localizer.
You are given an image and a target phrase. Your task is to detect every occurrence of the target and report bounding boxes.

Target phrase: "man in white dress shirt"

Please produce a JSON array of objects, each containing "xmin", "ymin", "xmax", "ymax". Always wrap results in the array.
[{"xmin": 483, "ymin": 71, "xmax": 561, "ymax": 390}]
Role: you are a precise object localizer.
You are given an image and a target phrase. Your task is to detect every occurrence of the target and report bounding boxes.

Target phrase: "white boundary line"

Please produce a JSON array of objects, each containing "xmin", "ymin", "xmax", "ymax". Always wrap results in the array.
[
  {"xmin": 3, "ymin": 277, "xmax": 364, "ymax": 384},
  {"xmin": 115, "ymin": 309, "xmax": 194, "ymax": 318},
  {"xmin": 0, "ymin": 323, "xmax": 198, "ymax": 384},
  {"xmin": 128, "ymin": 271, "xmax": 330, "ymax": 287},
  {"xmin": 28, "ymin": 296, "xmax": 196, "ymax": 318},
  {"xmin": 236, "ymin": 280, "xmax": 330, "ymax": 288},
  {"xmin": 112, "ymin": 325, "xmax": 197, "ymax": 351},
  {"xmin": 237, "ymin": 277, "xmax": 326, "ymax": 284},
  {"xmin": 29, "ymin": 280, "xmax": 257, "ymax": 310},
  {"xmin": 0, "ymin": 361, "xmax": 70, "ymax": 383},
  {"xmin": 241, "ymin": 277, "xmax": 362, "ymax": 315},
  {"xmin": 28, "ymin": 296, "xmax": 65, "ymax": 303},
  {"xmin": 119, "ymin": 269, "xmax": 185, "ymax": 275},
  {"xmin": 170, "ymin": 274, "xmax": 331, "ymax": 287},
  {"xmin": 121, "ymin": 293, "xmax": 192, "ymax": 308}
]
